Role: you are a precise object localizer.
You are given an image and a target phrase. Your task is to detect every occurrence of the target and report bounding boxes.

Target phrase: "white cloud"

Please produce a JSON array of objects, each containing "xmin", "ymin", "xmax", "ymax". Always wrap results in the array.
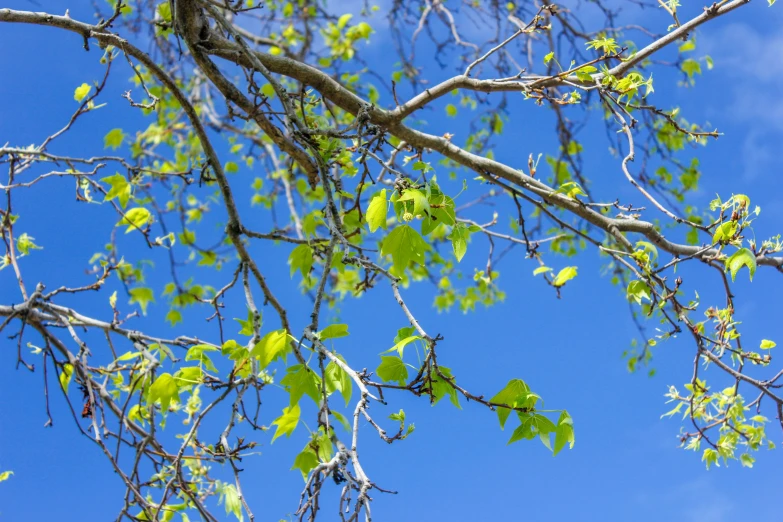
[{"xmin": 635, "ymin": 475, "xmax": 736, "ymax": 522}]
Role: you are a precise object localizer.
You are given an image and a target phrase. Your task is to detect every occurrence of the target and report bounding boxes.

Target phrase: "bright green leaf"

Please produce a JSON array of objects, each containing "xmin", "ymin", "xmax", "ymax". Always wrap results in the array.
[
  {"xmin": 271, "ymin": 404, "xmax": 300, "ymax": 442},
  {"xmin": 365, "ymin": 189, "xmax": 388, "ymax": 232},
  {"xmin": 376, "ymin": 356, "xmax": 408, "ymax": 385},
  {"xmin": 725, "ymin": 247, "xmax": 756, "ymax": 282}
]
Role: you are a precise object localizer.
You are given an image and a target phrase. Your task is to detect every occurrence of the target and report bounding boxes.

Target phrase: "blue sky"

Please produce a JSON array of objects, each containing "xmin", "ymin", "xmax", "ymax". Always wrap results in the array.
[{"xmin": 1, "ymin": 1, "xmax": 783, "ymax": 521}]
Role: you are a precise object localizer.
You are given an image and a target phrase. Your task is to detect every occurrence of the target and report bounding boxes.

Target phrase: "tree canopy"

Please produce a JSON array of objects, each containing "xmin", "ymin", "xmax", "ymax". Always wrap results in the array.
[{"xmin": 0, "ymin": 0, "xmax": 781, "ymax": 520}]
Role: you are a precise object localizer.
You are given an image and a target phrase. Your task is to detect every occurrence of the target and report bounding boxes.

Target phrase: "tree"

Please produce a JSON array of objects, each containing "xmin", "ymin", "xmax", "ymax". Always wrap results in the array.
[{"xmin": 0, "ymin": 0, "xmax": 781, "ymax": 520}]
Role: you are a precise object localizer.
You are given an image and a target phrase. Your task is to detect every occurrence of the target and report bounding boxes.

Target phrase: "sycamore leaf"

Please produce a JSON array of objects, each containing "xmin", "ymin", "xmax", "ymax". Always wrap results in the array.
[
  {"xmin": 712, "ymin": 222, "xmax": 737, "ymax": 244},
  {"xmin": 288, "ymin": 244, "xmax": 313, "ymax": 279},
  {"xmin": 249, "ymin": 329, "xmax": 290, "ymax": 369},
  {"xmin": 365, "ymin": 189, "xmax": 388, "ymax": 232},
  {"xmin": 725, "ymin": 247, "xmax": 756, "ymax": 281},
  {"xmin": 116, "ymin": 207, "xmax": 152, "ymax": 233},
  {"xmin": 271, "ymin": 404, "xmax": 300, "ymax": 442},
  {"xmin": 429, "ymin": 366, "xmax": 460, "ymax": 408},
  {"xmin": 575, "ymin": 65, "xmax": 597, "ymax": 82},
  {"xmin": 398, "ymin": 188, "xmax": 430, "ymax": 217},
  {"xmin": 101, "ymin": 173, "xmax": 132, "ymax": 208},
  {"xmin": 235, "ymin": 309, "xmax": 257, "ymax": 337},
  {"xmin": 292, "ymin": 446, "xmax": 319, "ymax": 480},
  {"xmin": 332, "ymin": 410, "xmax": 352, "ymax": 432},
  {"xmin": 627, "ymin": 280, "xmax": 651, "ymax": 305},
  {"xmin": 217, "ymin": 483, "xmax": 243, "ymax": 521},
  {"xmin": 448, "ymin": 223, "xmax": 472, "ymax": 262},
  {"xmin": 104, "ymin": 128, "xmax": 125, "ymax": 150},
  {"xmin": 760, "ymin": 339, "xmax": 776, "ymax": 349},
  {"xmin": 16, "ymin": 233, "xmax": 42, "ymax": 256},
  {"xmin": 0, "ymin": 471, "xmax": 13, "ymax": 482},
  {"xmin": 59, "ymin": 363, "xmax": 73, "ymax": 394},
  {"xmin": 533, "ymin": 266, "xmax": 553, "ymax": 276},
  {"xmin": 280, "ymin": 364, "xmax": 321, "ymax": 406},
  {"xmin": 325, "ymin": 358, "xmax": 353, "ymax": 406},
  {"xmin": 383, "ymin": 335, "xmax": 422, "ymax": 358},
  {"xmin": 129, "ymin": 287, "xmax": 155, "ymax": 315},
  {"xmin": 553, "ymin": 410, "xmax": 575, "ymax": 455},
  {"xmin": 381, "ymin": 225, "xmax": 430, "ymax": 275},
  {"xmin": 185, "ymin": 344, "xmax": 219, "ymax": 373},
  {"xmin": 490, "ymin": 379, "xmax": 538, "ymax": 428},
  {"xmin": 319, "ymin": 323, "xmax": 349, "ymax": 340},
  {"xmin": 552, "ymin": 266, "xmax": 578, "ymax": 287},
  {"xmin": 148, "ymin": 373, "xmax": 179, "ymax": 411},
  {"xmin": 556, "ymin": 181, "xmax": 586, "ymax": 199},
  {"xmin": 376, "ymin": 355, "xmax": 408, "ymax": 385},
  {"xmin": 174, "ymin": 366, "xmax": 203, "ymax": 386}
]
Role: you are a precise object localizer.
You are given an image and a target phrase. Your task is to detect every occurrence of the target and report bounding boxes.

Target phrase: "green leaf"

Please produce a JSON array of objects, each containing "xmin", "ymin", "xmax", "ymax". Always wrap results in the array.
[
  {"xmin": 681, "ymin": 58, "xmax": 702, "ymax": 80},
  {"xmin": 59, "ymin": 363, "xmax": 73, "ymax": 394},
  {"xmin": 381, "ymin": 225, "xmax": 430, "ymax": 274},
  {"xmin": 16, "ymin": 233, "xmax": 42, "ymax": 256},
  {"xmin": 319, "ymin": 323, "xmax": 349, "ymax": 340},
  {"xmin": 74, "ymin": 83, "xmax": 91, "ymax": 102},
  {"xmin": 250, "ymin": 329, "xmax": 290, "ymax": 369},
  {"xmin": 445, "ymin": 103, "xmax": 458, "ymax": 117},
  {"xmin": 235, "ymin": 309, "xmax": 258, "ymax": 337},
  {"xmin": 740, "ymin": 453, "xmax": 755, "ymax": 468},
  {"xmin": 174, "ymin": 366, "xmax": 203, "ymax": 386},
  {"xmin": 288, "ymin": 244, "xmax": 313, "ymax": 279},
  {"xmin": 185, "ymin": 344, "xmax": 219, "ymax": 373},
  {"xmin": 556, "ymin": 181, "xmax": 586, "ymax": 199},
  {"xmin": 544, "ymin": 51, "xmax": 555, "ymax": 65},
  {"xmin": 198, "ymin": 251, "xmax": 217, "ymax": 267},
  {"xmin": 271, "ymin": 404, "xmax": 300, "ymax": 442},
  {"xmin": 325, "ymin": 358, "xmax": 353, "ymax": 406},
  {"xmin": 218, "ymin": 483, "xmax": 243, "ymax": 521},
  {"xmin": 575, "ymin": 65, "xmax": 597, "ymax": 82},
  {"xmin": 533, "ymin": 266, "xmax": 553, "ymax": 276},
  {"xmin": 712, "ymin": 222, "xmax": 737, "ymax": 244},
  {"xmin": 760, "ymin": 339, "xmax": 776, "ymax": 349},
  {"xmin": 332, "ymin": 410, "xmax": 352, "ymax": 431},
  {"xmin": 552, "ymin": 266, "xmax": 578, "ymax": 287},
  {"xmin": 376, "ymin": 355, "xmax": 408, "ymax": 385},
  {"xmin": 702, "ymin": 448, "xmax": 719, "ymax": 470},
  {"xmin": 129, "ymin": 287, "xmax": 155, "ymax": 315},
  {"xmin": 490, "ymin": 379, "xmax": 536, "ymax": 428},
  {"xmin": 397, "ymin": 189, "xmax": 430, "ymax": 216},
  {"xmin": 448, "ymin": 223, "xmax": 472, "ymax": 262},
  {"xmin": 101, "ymin": 173, "xmax": 132, "ymax": 208},
  {"xmin": 365, "ymin": 189, "xmax": 388, "ymax": 232},
  {"xmin": 292, "ymin": 446, "xmax": 319, "ymax": 480},
  {"xmin": 553, "ymin": 411, "xmax": 575, "ymax": 455},
  {"xmin": 148, "ymin": 373, "xmax": 179, "ymax": 411},
  {"xmin": 337, "ymin": 13, "xmax": 353, "ymax": 29},
  {"xmin": 383, "ymin": 335, "xmax": 421, "ymax": 358},
  {"xmin": 280, "ymin": 365, "xmax": 322, "ymax": 406},
  {"xmin": 635, "ymin": 241, "xmax": 659, "ymax": 262},
  {"xmin": 725, "ymin": 248, "xmax": 756, "ymax": 282},
  {"xmin": 0, "ymin": 471, "xmax": 13, "ymax": 482},
  {"xmin": 429, "ymin": 366, "xmax": 460, "ymax": 408},
  {"xmin": 627, "ymin": 280, "xmax": 651, "ymax": 305},
  {"xmin": 104, "ymin": 128, "xmax": 126, "ymax": 150},
  {"xmin": 117, "ymin": 207, "xmax": 152, "ymax": 233},
  {"xmin": 389, "ymin": 409, "xmax": 405, "ymax": 422}
]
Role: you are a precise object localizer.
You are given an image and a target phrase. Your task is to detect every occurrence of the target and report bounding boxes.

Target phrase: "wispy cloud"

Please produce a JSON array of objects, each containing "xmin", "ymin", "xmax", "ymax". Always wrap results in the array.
[
  {"xmin": 634, "ymin": 475, "xmax": 736, "ymax": 522},
  {"xmin": 700, "ymin": 19, "xmax": 783, "ymax": 182}
]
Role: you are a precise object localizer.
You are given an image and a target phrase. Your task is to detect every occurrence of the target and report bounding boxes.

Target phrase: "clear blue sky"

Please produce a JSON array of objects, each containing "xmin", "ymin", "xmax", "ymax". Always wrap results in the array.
[{"xmin": 1, "ymin": 1, "xmax": 782, "ymax": 521}]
